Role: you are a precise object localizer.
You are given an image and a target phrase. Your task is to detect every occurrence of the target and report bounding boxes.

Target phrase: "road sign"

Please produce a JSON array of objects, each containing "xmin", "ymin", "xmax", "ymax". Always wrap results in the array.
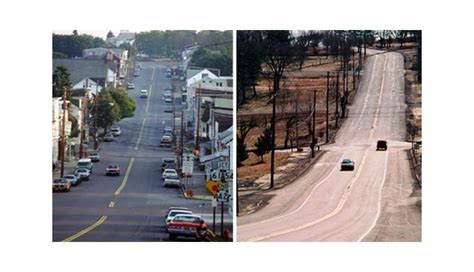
[
  {"xmin": 210, "ymin": 170, "xmax": 233, "ymax": 181},
  {"xmin": 205, "ymin": 180, "xmax": 224, "ymax": 196},
  {"xmin": 216, "ymin": 190, "xmax": 232, "ymax": 203},
  {"xmin": 182, "ymin": 152, "xmax": 194, "ymax": 174}
]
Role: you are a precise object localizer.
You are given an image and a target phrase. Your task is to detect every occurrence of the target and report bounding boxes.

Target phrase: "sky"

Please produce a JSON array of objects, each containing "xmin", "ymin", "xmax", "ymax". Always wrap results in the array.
[{"xmin": 53, "ymin": 30, "xmax": 134, "ymax": 39}]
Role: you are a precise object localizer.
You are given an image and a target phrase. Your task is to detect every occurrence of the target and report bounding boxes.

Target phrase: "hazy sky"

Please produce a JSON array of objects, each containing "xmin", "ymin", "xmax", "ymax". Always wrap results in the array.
[{"xmin": 53, "ymin": 30, "xmax": 138, "ymax": 39}]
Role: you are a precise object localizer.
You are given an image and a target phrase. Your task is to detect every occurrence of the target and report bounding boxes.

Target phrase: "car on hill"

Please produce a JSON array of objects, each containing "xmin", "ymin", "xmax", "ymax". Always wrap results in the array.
[
  {"xmin": 105, "ymin": 165, "xmax": 120, "ymax": 176},
  {"xmin": 165, "ymin": 209, "xmax": 193, "ymax": 229},
  {"xmin": 104, "ymin": 133, "xmax": 114, "ymax": 142},
  {"xmin": 168, "ymin": 214, "xmax": 204, "ymax": 240},
  {"xmin": 341, "ymin": 159, "xmax": 355, "ymax": 171},
  {"xmin": 164, "ymin": 174, "xmax": 181, "ymax": 188},
  {"xmin": 162, "ymin": 168, "xmax": 178, "ymax": 180},
  {"xmin": 53, "ymin": 178, "xmax": 71, "ymax": 192},
  {"xmin": 88, "ymin": 152, "xmax": 100, "ymax": 162},
  {"xmin": 160, "ymin": 135, "xmax": 173, "ymax": 147},
  {"xmin": 74, "ymin": 168, "xmax": 91, "ymax": 181},
  {"xmin": 376, "ymin": 140, "xmax": 387, "ymax": 151},
  {"xmin": 161, "ymin": 158, "xmax": 176, "ymax": 171},
  {"xmin": 63, "ymin": 174, "xmax": 81, "ymax": 186},
  {"xmin": 111, "ymin": 126, "xmax": 121, "ymax": 136}
]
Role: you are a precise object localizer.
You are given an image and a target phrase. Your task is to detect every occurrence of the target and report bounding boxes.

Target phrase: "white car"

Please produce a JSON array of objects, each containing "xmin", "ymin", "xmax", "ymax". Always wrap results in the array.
[
  {"xmin": 74, "ymin": 168, "xmax": 91, "ymax": 181},
  {"xmin": 111, "ymin": 126, "xmax": 121, "ymax": 136},
  {"xmin": 165, "ymin": 209, "xmax": 193, "ymax": 228},
  {"xmin": 163, "ymin": 174, "xmax": 181, "ymax": 187},
  {"xmin": 140, "ymin": 89, "xmax": 148, "ymax": 98},
  {"xmin": 162, "ymin": 169, "xmax": 178, "ymax": 180},
  {"xmin": 63, "ymin": 174, "xmax": 80, "ymax": 186}
]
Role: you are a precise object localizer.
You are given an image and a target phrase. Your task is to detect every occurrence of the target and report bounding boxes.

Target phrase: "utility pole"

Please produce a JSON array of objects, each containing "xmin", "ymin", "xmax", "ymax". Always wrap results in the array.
[
  {"xmin": 60, "ymin": 88, "xmax": 68, "ymax": 177},
  {"xmin": 270, "ymin": 88, "xmax": 277, "ymax": 189},
  {"xmin": 326, "ymin": 72, "xmax": 330, "ymax": 143},
  {"xmin": 352, "ymin": 50, "xmax": 356, "ymax": 91},
  {"xmin": 195, "ymin": 83, "xmax": 201, "ymax": 155},
  {"xmin": 335, "ymin": 72, "xmax": 339, "ymax": 128},
  {"xmin": 311, "ymin": 88, "xmax": 316, "ymax": 158},
  {"xmin": 79, "ymin": 79, "xmax": 89, "ymax": 158}
]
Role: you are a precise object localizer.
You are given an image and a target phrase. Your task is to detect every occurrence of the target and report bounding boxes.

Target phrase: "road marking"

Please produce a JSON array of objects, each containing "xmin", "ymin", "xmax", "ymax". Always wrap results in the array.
[
  {"xmin": 114, "ymin": 157, "xmax": 135, "ymax": 196},
  {"xmin": 240, "ymin": 154, "xmax": 345, "ymax": 230},
  {"xmin": 109, "ymin": 201, "xmax": 115, "ymax": 208},
  {"xmin": 369, "ymin": 55, "xmax": 388, "ymax": 140},
  {"xmin": 62, "ymin": 216, "xmax": 107, "ymax": 242},
  {"xmin": 151, "ymin": 67, "xmax": 155, "ymax": 81},
  {"xmin": 135, "ymin": 118, "xmax": 146, "ymax": 150},
  {"xmin": 145, "ymin": 85, "xmax": 152, "ymax": 113},
  {"xmin": 357, "ymin": 151, "xmax": 389, "ymax": 241},
  {"xmin": 247, "ymin": 150, "xmax": 370, "ymax": 242}
]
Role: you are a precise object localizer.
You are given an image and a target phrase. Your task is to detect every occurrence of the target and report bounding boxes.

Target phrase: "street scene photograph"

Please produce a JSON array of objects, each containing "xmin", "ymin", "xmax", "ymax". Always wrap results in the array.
[
  {"xmin": 237, "ymin": 30, "xmax": 422, "ymax": 242},
  {"xmin": 52, "ymin": 30, "xmax": 233, "ymax": 242}
]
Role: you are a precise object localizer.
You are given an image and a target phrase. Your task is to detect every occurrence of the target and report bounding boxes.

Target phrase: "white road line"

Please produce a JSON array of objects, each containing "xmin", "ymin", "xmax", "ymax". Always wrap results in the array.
[{"xmin": 357, "ymin": 150, "xmax": 389, "ymax": 242}]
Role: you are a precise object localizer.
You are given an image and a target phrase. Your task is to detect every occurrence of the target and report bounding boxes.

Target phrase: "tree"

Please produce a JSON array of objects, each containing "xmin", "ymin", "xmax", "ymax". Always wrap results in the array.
[
  {"xmin": 237, "ymin": 136, "xmax": 248, "ymax": 167},
  {"xmin": 190, "ymin": 47, "xmax": 232, "ymax": 76},
  {"xmin": 96, "ymin": 90, "xmax": 120, "ymax": 132},
  {"xmin": 108, "ymin": 87, "xmax": 136, "ymax": 119},
  {"xmin": 254, "ymin": 126, "xmax": 273, "ymax": 163},
  {"xmin": 237, "ymin": 31, "xmax": 263, "ymax": 106},
  {"xmin": 53, "ymin": 65, "xmax": 72, "ymax": 98},
  {"xmin": 53, "ymin": 33, "xmax": 106, "ymax": 58}
]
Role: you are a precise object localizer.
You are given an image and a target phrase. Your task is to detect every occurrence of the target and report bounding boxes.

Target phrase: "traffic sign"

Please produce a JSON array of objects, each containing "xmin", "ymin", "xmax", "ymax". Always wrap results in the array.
[{"xmin": 216, "ymin": 190, "xmax": 232, "ymax": 202}]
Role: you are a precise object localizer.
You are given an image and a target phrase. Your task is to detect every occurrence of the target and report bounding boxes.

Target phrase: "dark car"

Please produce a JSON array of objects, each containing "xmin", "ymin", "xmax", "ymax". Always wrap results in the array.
[
  {"xmin": 341, "ymin": 159, "xmax": 355, "ymax": 171},
  {"xmin": 376, "ymin": 140, "xmax": 387, "ymax": 151}
]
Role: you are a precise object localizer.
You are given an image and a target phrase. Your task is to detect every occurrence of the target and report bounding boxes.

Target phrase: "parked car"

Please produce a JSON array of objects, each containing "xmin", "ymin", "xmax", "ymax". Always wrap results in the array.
[
  {"xmin": 53, "ymin": 178, "xmax": 71, "ymax": 192},
  {"xmin": 104, "ymin": 133, "xmax": 114, "ymax": 142},
  {"xmin": 165, "ymin": 209, "xmax": 193, "ymax": 228},
  {"xmin": 162, "ymin": 168, "xmax": 178, "ymax": 180},
  {"xmin": 88, "ymin": 152, "xmax": 100, "ymax": 162},
  {"xmin": 127, "ymin": 83, "xmax": 135, "ymax": 89},
  {"xmin": 111, "ymin": 126, "xmax": 121, "ymax": 136},
  {"xmin": 341, "ymin": 159, "xmax": 355, "ymax": 171},
  {"xmin": 63, "ymin": 174, "xmax": 80, "ymax": 186},
  {"xmin": 376, "ymin": 140, "xmax": 387, "ymax": 151},
  {"xmin": 168, "ymin": 214, "xmax": 204, "ymax": 240},
  {"xmin": 164, "ymin": 95, "xmax": 172, "ymax": 103},
  {"xmin": 77, "ymin": 158, "xmax": 93, "ymax": 173},
  {"xmin": 105, "ymin": 165, "xmax": 120, "ymax": 176},
  {"xmin": 160, "ymin": 135, "xmax": 173, "ymax": 147},
  {"xmin": 164, "ymin": 174, "xmax": 181, "ymax": 188},
  {"xmin": 161, "ymin": 158, "xmax": 176, "ymax": 171},
  {"xmin": 74, "ymin": 168, "xmax": 91, "ymax": 181},
  {"xmin": 165, "ymin": 105, "xmax": 172, "ymax": 112}
]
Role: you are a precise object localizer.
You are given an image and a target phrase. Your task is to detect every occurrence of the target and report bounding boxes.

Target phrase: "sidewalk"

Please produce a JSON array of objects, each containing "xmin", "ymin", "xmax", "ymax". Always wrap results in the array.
[
  {"xmin": 53, "ymin": 159, "xmax": 79, "ymax": 179},
  {"xmin": 180, "ymin": 164, "xmax": 215, "ymax": 201}
]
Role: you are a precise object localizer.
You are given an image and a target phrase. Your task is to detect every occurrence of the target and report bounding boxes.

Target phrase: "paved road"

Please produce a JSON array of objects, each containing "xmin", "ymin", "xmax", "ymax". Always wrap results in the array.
[
  {"xmin": 237, "ymin": 51, "xmax": 421, "ymax": 242},
  {"xmin": 53, "ymin": 61, "xmax": 229, "ymax": 242}
]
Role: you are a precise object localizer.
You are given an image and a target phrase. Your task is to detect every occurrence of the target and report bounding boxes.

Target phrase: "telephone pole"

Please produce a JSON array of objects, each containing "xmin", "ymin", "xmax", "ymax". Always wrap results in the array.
[
  {"xmin": 335, "ymin": 72, "xmax": 339, "ymax": 128},
  {"xmin": 270, "ymin": 89, "xmax": 277, "ymax": 189},
  {"xmin": 60, "ymin": 88, "xmax": 68, "ymax": 177},
  {"xmin": 311, "ymin": 87, "xmax": 316, "ymax": 158},
  {"xmin": 326, "ymin": 72, "xmax": 330, "ymax": 143},
  {"xmin": 79, "ymin": 79, "xmax": 89, "ymax": 158}
]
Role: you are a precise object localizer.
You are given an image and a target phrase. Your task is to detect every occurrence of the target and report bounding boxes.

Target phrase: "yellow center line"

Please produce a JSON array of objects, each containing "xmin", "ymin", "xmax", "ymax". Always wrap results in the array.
[
  {"xmin": 135, "ymin": 118, "xmax": 146, "ymax": 150},
  {"xmin": 62, "ymin": 216, "xmax": 107, "ymax": 242},
  {"xmin": 114, "ymin": 157, "xmax": 135, "ymax": 196}
]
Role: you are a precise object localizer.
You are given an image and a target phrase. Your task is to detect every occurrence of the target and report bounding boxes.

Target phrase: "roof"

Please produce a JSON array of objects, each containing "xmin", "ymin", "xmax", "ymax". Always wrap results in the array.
[
  {"xmin": 53, "ymin": 59, "xmax": 115, "ymax": 85},
  {"xmin": 200, "ymin": 152, "xmax": 223, "ymax": 163},
  {"xmin": 83, "ymin": 48, "xmax": 125, "ymax": 60}
]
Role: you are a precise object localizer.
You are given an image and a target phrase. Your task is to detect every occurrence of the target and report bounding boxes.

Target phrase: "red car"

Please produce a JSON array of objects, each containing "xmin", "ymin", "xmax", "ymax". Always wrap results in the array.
[
  {"xmin": 167, "ymin": 214, "xmax": 204, "ymax": 240},
  {"xmin": 105, "ymin": 165, "xmax": 120, "ymax": 176}
]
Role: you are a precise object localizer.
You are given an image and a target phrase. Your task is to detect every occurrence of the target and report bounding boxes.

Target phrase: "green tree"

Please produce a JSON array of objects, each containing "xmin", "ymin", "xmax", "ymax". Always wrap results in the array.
[
  {"xmin": 254, "ymin": 127, "xmax": 272, "ymax": 163},
  {"xmin": 53, "ymin": 33, "xmax": 106, "ymax": 58},
  {"xmin": 190, "ymin": 47, "xmax": 232, "ymax": 76},
  {"xmin": 108, "ymin": 87, "xmax": 136, "ymax": 119},
  {"xmin": 96, "ymin": 90, "xmax": 120, "ymax": 132},
  {"xmin": 237, "ymin": 31, "xmax": 263, "ymax": 106},
  {"xmin": 237, "ymin": 136, "xmax": 248, "ymax": 167},
  {"xmin": 53, "ymin": 65, "xmax": 72, "ymax": 98}
]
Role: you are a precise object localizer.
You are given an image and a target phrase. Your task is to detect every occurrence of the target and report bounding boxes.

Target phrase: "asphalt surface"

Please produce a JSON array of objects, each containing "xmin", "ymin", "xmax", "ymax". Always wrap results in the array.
[
  {"xmin": 237, "ymin": 51, "xmax": 421, "ymax": 242},
  {"xmin": 53, "ymin": 61, "xmax": 230, "ymax": 242}
]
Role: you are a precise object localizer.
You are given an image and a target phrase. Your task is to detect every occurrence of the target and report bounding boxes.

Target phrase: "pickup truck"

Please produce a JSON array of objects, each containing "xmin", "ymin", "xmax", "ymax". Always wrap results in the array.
[{"xmin": 167, "ymin": 214, "xmax": 204, "ymax": 240}]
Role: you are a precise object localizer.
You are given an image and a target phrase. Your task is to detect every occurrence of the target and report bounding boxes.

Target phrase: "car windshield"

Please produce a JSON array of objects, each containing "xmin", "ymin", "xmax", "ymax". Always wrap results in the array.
[{"xmin": 170, "ymin": 211, "xmax": 191, "ymax": 217}]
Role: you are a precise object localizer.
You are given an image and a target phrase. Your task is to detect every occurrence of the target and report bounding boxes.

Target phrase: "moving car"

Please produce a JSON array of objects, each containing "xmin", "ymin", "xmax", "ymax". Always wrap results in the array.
[
  {"xmin": 111, "ymin": 126, "xmax": 121, "ymax": 136},
  {"xmin": 77, "ymin": 158, "xmax": 93, "ymax": 173},
  {"xmin": 376, "ymin": 140, "xmax": 387, "ymax": 151},
  {"xmin": 104, "ymin": 133, "xmax": 114, "ymax": 142},
  {"xmin": 165, "ymin": 209, "xmax": 193, "ymax": 228},
  {"xmin": 162, "ymin": 168, "xmax": 178, "ymax": 180},
  {"xmin": 88, "ymin": 152, "xmax": 100, "ymax": 162},
  {"xmin": 74, "ymin": 168, "xmax": 91, "ymax": 181},
  {"xmin": 127, "ymin": 83, "xmax": 135, "ymax": 89},
  {"xmin": 168, "ymin": 214, "xmax": 204, "ymax": 240},
  {"xmin": 53, "ymin": 178, "xmax": 71, "ymax": 192},
  {"xmin": 341, "ymin": 159, "xmax": 355, "ymax": 171},
  {"xmin": 160, "ymin": 135, "xmax": 173, "ymax": 147},
  {"xmin": 63, "ymin": 174, "xmax": 81, "ymax": 186},
  {"xmin": 163, "ymin": 174, "xmax": 181, "ymax": 187},
  {"xmin": 105, "ymin": 165, "xmax": 120, "ymax": 176},
  {"xmin": 140, "ymin": 89, "xmax": 148, "ymax": 98}
]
